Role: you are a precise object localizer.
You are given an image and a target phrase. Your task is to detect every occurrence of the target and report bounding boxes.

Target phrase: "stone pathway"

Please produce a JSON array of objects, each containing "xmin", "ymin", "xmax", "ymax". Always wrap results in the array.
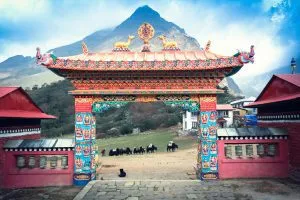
[{"xmin": 74, "ymin": 179, "xmax": 300, "ymax": 200}]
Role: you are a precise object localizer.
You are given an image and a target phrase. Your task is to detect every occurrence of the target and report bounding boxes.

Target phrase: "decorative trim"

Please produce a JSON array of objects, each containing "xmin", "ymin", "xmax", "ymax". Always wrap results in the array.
[
  {"xmin": 49, "ymin": 56, "xmax": 242, "ymax": 71},
  {"xmin": 70, "ymin": 89, "xmax": 223, "ymax": 95},
  {"xmin": 4, "ymin": 147, "xmax": 74, "ymax": 152},
  {"xmin": 164, "ymin": 101, "xmax": 199, "ymax": 112},
  {"xmin": 92, "ymin": 101, "xmax": 129, "ymax": 113},
  {"xmin": 218, "ymin": 136, "xmax": 288, "ymax": 140},
  {"xmin": 258, "ymin": 114, "xmax": 300, "ymax": 121},
  {"xmin": 0, "ymin": 130, "xmax": 41, "ymax": 138},
  {"xmin": 0, "ymin": 128, "xmax": 41, "ymax": 134},
  {"xmin": 156, "ymin": 95, "xmax": 190, "ymax": 101}
]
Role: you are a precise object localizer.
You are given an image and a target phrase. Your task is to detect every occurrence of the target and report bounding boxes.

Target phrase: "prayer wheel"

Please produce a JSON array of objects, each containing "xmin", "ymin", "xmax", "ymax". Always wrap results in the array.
[
  {"xmin": 257, "ymin": 144, "xmax": 265, "ymax": 157},
  {"xmin": 268, "ymin": 144, "xmax": 276, "ymax": 156},
  {"xmin": 225, "ymin": 145, "xmax": 232, "ymax": 158},
  {"xmin": 17, "ymin": 156, "xmax": 25, "ymax": 168},
  {"xmin": 39, "ymin": 156, "xmax": 47, "ymax": 169},
  {"xmin": 235, "ymin": 145, "xmax": 243, "ymax": 157},
  {"xmin": 28, "ymin": 156, "xmax": 35, "ymax": 168},
  {"xmin": 246, "ymin": 145, "xmax": 253, "ymax": 157},
  {"xmin": 50, "ymin": 156, "xmax": 57, "ymax": 169},
  {"xmin": 61, "ymin": 156, "xmax": 68, "ymax": 169}
]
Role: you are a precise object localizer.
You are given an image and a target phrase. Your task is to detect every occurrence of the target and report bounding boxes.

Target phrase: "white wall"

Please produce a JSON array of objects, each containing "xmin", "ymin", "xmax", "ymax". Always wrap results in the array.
[{"xmin": 182, "ymin": 111, "xmax": 198, "ymax": 131}]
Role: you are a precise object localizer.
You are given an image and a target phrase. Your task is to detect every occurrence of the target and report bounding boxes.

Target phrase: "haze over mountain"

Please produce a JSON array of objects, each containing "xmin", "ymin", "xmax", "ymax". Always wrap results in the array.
[{"xmin": 0, "ymin": 5, "xmax": 259, "ymax": 96}]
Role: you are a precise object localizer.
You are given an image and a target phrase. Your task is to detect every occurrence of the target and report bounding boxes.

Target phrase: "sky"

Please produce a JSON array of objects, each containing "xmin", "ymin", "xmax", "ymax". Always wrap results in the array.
[{"xmin": 0, "ymin": 0, "xmax": 299, "ymax": 77}]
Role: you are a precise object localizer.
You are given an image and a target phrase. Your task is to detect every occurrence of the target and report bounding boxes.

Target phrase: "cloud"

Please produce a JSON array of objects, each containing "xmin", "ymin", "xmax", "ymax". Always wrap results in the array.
[{"xmin": 153, "ymin": 0, "xmax": 298, "ymax": 77}]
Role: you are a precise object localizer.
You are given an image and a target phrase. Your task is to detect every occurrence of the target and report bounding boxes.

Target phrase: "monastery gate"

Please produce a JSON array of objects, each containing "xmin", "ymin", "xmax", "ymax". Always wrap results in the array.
[{"xmin": 36, "ymin": 23, "xmax": 254, "ymax": 185}]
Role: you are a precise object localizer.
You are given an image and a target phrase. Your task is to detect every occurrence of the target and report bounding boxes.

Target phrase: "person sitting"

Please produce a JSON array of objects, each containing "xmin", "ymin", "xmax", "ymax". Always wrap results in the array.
[{"xmin": 119, "ymin": 168, "xmax": 126, "ymax": 177}]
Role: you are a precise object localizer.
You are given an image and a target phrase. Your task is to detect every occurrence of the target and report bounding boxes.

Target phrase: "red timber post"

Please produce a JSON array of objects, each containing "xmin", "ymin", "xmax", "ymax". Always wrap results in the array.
[
  {"xmin": 198, "ymin": 94, "xmax": 218, "ymax": 180},
  {"xmin": 73, "ymin": 96, "xmax": 97, "ymax": 186}
]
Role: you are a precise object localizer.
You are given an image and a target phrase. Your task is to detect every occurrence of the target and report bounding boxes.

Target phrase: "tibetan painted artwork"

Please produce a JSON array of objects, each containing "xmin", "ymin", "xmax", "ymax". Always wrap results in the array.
[
  {"xmin": 74, "ymin": 112, "xmax": 97, "ymax": 185},
  {"xmin": 199, "ymin": 111, "xmax": 218, "ymax": 180},
  {"xmin": 164, "ymin": 101, "xmax": 199, "ymax": 112},
  {"xmin": 92, "ymin": 101, "xmax": 129, "ymax": 113}
]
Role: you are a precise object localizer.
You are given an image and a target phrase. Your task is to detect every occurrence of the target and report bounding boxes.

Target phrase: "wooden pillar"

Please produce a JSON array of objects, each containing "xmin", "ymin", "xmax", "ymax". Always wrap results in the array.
[
  {"xmin": 73, "ymin": 96, "xmax": 97, "ymax": 185},
  {"xmin": 198, "ymin": 94, "xmax": 218, "ymax": 180}
]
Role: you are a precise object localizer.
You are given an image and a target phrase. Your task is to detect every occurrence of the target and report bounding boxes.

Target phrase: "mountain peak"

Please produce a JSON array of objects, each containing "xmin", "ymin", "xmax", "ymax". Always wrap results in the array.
[
  {"xmin": 130, "ymin": 5, "xmax": 161, "ymax": 19},
  {"xmin": 114, "ymin": 5, "xmax": 184, "ymax": 35}
]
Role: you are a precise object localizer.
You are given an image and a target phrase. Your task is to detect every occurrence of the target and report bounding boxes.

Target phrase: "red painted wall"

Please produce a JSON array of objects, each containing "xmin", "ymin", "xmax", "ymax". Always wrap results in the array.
[
  {"xmin": 2, "ymin": 150, "xmax": 74, "ymax": 188},
  {"xmin": 0, "ymin": 133, "xmax": 40, "ymax": 188},
  {"xmin": 218, "ymin": 139, "xmax": 289, "ymax": 179},
  {"xmin": 259, "ymin": 122, "xmax": 300, "ymax": 170}
]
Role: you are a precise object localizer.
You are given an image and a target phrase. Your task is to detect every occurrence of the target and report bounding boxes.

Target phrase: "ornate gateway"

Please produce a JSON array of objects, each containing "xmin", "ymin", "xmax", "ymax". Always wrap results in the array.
[{"xmin": 37, "ymin": 23, "xmax": 254, "ymax": 185}]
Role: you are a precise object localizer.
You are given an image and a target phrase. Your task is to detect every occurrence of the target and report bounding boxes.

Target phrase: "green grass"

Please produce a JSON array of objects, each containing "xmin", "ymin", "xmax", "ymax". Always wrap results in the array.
[{"xmin": 96, "ymin": 128, "xmax": 197, "ymax": 152}]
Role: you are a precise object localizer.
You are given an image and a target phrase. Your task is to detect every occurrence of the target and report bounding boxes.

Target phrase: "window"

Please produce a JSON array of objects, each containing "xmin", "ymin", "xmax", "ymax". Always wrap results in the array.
[
  {"xmin": 192, "ymin": 122, "xmax": 198, "ymax": 129},
  {"xmin": 223, "ymin": 111, "xmax": 229, "ymax": 117},
  {"xmin": 224, "ymin": 143, "xmax": 279, "ymax": 159},
  {"xmin": 191, "ymin": 112, "xmax": 198, "ymax": 117}
]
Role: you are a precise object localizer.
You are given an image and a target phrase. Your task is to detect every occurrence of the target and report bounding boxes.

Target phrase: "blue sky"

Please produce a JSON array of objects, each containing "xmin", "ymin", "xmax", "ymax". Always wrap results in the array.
[{"xmin": 0, "ymin": 0, "xmax": 299, "ymax": 77}]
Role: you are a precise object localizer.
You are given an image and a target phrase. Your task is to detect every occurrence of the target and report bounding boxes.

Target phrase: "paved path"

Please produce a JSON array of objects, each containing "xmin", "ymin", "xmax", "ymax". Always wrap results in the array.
[{"xmin": 74, "ymin": 179, "xmax": 300, "ymax": 200}]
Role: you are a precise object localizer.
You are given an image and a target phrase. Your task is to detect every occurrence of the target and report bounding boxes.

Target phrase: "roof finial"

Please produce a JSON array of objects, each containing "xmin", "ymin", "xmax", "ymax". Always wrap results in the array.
[
  {"xmin": 291, "ymin": 57, "xmax": 296, "ymax": 74},
  {"xmin": 82, "ymin": 41, "xmax": 89, "ymax": 55},
  {"xmin": 205, "ymin": 40, "xmax": 211, "ymax": 51}
]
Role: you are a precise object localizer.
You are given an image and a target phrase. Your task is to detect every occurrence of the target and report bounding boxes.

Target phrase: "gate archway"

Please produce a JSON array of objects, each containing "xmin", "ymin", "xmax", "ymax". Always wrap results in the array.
[{"xmin": 36, "ymin": 23, "xmax": 254, "ymax": 185}]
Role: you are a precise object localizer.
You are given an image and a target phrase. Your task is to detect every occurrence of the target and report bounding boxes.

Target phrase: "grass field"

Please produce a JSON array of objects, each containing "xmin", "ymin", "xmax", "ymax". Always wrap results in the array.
[{"xmin": 96, "ymin": 128, "xmax": 197, "ymax": 153}]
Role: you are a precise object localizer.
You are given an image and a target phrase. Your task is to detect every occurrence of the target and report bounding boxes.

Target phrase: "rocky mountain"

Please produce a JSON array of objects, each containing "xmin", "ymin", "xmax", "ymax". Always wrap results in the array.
[{"xmin": 0, "ymin": 5, "xmax": 241, "ymax": 96}]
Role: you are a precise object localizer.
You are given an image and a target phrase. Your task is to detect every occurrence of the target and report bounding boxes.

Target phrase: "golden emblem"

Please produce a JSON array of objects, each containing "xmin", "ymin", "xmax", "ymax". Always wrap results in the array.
[{"xmin": 138, "ymin": 23, "xmax": 155, "ymax": 44}]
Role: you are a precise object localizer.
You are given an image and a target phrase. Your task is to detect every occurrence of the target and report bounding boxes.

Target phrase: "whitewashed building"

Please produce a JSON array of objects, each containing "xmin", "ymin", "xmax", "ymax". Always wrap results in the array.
[{"xmin": 182, "ymin": 104, "xmax": 234, "ymax": 131}]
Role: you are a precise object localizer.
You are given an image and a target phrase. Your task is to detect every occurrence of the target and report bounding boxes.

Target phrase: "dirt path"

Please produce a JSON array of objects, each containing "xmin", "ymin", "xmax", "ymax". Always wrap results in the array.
[{"xmin": 98, "ymin": 147, "xmax": 198, "ymax": 180}]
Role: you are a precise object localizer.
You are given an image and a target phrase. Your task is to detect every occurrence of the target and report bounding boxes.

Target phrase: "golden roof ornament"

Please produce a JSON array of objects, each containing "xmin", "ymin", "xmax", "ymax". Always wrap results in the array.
[
  {"xmin": 138, "ymin": 23, "xmax": 155, "ymax": 52},
  {"xmin": 82, "ymin": 41, "xmax": 89, "ymax": 55},
  {"xmin": 113, "ymin": 35, "xmax": 135, "ymax": 52},
  {"xmin": 158, "ymin": 35, "xmax": 179, "ymax": 51}
]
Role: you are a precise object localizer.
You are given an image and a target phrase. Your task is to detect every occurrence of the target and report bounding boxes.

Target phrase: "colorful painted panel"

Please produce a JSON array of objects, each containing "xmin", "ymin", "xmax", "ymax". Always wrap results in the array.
[
  {"xmin": 92, "ymin": 101, "xmax": 128, "ymax": 113},
  {"xmin": 164, "ymin": 101, "xmax": 199, "ymax": 112},
  {"xmin": 199, "ymin": 111, "xmax": 218, "ymax": 180},
  {"xmin": 74, "ymin": 112, "xmax": 97, "ymax": 185}
]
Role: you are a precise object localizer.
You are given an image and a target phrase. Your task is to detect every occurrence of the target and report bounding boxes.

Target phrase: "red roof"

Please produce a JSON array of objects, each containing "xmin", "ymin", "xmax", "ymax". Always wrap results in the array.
[
  {"xmin": 276, "ymin": 74, "xmax": 300, "ymax": 87},
  {"xmin": 0, "ymin": 87, "xmax": 18, "ymax": 98},
  {"xmin": 217, "ymin": 104, "xmax": 233, "ymax": 110},
  {"xmin": 0, "ymin": 87, "xmax": 56, "ymax": 119},
  {"xmin": 246, "ymin": 74, "xmax": 300, "ymax": 107},
  {"xmin": 0, "ymin": 110, "xmax": 56, "ymax": 119}
]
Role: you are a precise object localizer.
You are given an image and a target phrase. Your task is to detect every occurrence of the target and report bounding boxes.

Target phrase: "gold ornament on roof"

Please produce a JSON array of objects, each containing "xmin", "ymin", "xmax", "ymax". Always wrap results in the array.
[
  {"xmin": 82, "ymin": 41, "xmax": 89, "ymax": 55},
  {"xmin": 158, "ymin": 35, "xmax": 178, "ymax": 50},
  {"xmin": 114, "ymin": 35, "xmax": 135, "ymax": 49},
  {"xmin": 138, "ymin": 23, "xmax": 155, "ymax": 44}
]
